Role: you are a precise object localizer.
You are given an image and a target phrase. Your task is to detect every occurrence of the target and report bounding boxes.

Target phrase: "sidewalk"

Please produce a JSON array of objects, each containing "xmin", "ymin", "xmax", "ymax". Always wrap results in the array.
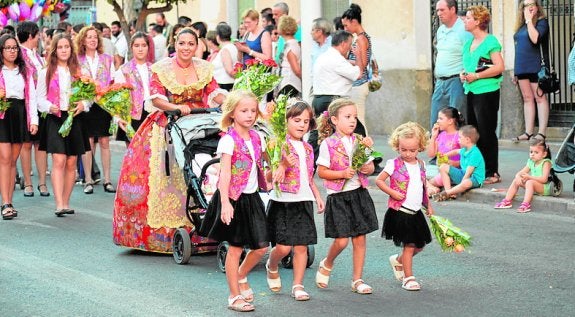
[{"xmin": 369, "ymin": 135, "xmax": 575, "ymax": 217}]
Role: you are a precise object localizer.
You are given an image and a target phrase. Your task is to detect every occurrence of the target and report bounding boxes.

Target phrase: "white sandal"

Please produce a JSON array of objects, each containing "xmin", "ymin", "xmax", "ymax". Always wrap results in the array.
[
  {"xmin": 351, "ymin": 279, "xmax": 373, "ymax": 294},
  {"xmin": 315, "ymin": 258, "xmax": 332, "ymax": 289},
  {"xmin": 227, "ymin": 295, "xmax": 254, "ymax": 312},
  {"xmin": 265, "ymin": 259, "xmax": 282, "ymax": 293},
  {"xmin": 389, "ymin": 254, "xmax": 404, "ymax": 281},
  {"xmin": 402, "ymin": 276, "xmax": 421, "ymax": 291},
  {"xmin": 238, "ymin": 277, "xmax": 254, "ymax": 302},
  {"xmin": 291, "ymin": 284, "xmax": 310, "ymax": 301}
]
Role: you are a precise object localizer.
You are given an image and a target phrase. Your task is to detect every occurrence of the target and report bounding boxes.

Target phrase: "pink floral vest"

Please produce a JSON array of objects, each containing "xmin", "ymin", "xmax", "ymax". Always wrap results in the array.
[
  {"xmin": 387, "ymin": 157, "xmax": 429, "ymax": 210},
  {"xmin": 278, "ymin": 136, "xmax": 314, "ymax": 194},
  {"xmin": 323, "ymin": 132, "xmax": 368, "ymax": 191},
  {"xmin": 78, "ymin": 54, "xmax": 113, "ymax": 87},
  {"xmin": 121, "ymin": 59, "xmax": 151, "ymax": 120},
  {"xmin": 224, "ymin": 127, "xmax": 267, "ymax": 201},
  {"xmin": 0, "ymin": 69, "xmax": 32, "ymax": 127},
  {"xmin": 46, "ymin": 69, "xmax": 63, "ymax": 117}
]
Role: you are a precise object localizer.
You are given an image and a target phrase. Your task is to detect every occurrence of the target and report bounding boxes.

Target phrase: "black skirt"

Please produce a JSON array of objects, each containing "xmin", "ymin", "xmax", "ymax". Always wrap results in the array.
[
  {"xmin": 382, "ymin": 207, "xmax": 432, "ymax": 249},
  {"xmin": 84, "ymin": 103, "xmax": 112, "ymax": 137},
  {"xmin": 267, "ymin": 200, "xmax": 317, "ymax": 246},
  {"xmin": 198, "ymin": 190, "xmax": 269, "ymax": 250},
  {"xmin": 40, "ymin": 112, "xmax": 88, "ymax": 156},
  {"xmin": 0, "ymin": 98, "xmax": 29, "ymax": 143},
  {"xmin": 324, "ymin": 187, "xmax": 378, "ymax": 238},
  {"xmin": 115, "ymin": 109, "xmax": 149, "ymax": 142}
]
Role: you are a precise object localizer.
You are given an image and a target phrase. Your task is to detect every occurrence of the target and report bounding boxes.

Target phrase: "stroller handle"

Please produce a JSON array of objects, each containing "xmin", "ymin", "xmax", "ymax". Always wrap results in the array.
[{"xmin": 165, "ymin": 107, "xmax": 221, "ymax": 118}]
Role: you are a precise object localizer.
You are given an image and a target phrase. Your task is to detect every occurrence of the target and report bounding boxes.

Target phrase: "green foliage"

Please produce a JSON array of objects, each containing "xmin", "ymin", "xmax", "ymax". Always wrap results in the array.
[{"xmin": 429, "ymin": 215, "xmax": 472, "ymax": 253}]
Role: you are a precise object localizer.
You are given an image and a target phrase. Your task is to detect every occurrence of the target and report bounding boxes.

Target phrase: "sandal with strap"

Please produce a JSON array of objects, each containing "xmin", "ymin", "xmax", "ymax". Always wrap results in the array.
[
  {"xmin": 265, "ymin": 259, "xmax": 281, "ymax": 293},
  {"xmin": 402, "ymin": 276, "xmax": 421, "ymax": 291},
  {"xmin": 517, "ymin": 202, "xmax": 531, "ymax": 213},
  {"xmin": 238, "ymin": 277, "xmax": 254, "ymax": 303},
  {"xmin": 37, "ymin": 184, "xmax": 50, "ymax": 197},
  {"xmin": 351, "ymin": 279, "xmax": 373, "ymax": 294},
  {"xmin": 534, "ymin": 133, "xmax": 546, "ymax": 141},
  {"xmin": 389, "ymin": 254, "xmax": 404, "ymax": 281},
  {"xmin": 1, "ymin": 204, "xmax": 15, "ymax": 220},
  {"xmin": 103, "ymin": 182, "xmax": 116, "ymax": 193},
  {"xmin": 315, "ymin": 258, "xmax": 332, "ymax": 289},
  {"xmin": 484, "ymin": 173, "xmax": 502, "ymax": 185},
  {"xmin": 512, "ymin": 132, "xmax": 533, "ymax": 143},
  {"xmin": 291, "ymin": 284, "xmax": 310, "ymax": 301},
  {"xmin": 494, "ymin": 199, "xmax": 512, "ymax": 209},
  {"xmin": 433, "ymin": 191, "xmax": 455, "ymax": 202},
  {"xmin": 83, "ymin": 183, "xmax": 94, "ymax": 194},
  {"xmin": 23, "ymin": 185, "xmax": 34, "ymax": 197},
  {"xmin": 227, "ymin": 295, "xmax": 254, "ymax": 312}
]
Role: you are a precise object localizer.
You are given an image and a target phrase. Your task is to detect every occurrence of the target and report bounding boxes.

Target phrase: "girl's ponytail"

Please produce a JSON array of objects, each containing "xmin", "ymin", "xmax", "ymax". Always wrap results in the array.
[{"xmin": 317, "ymin": 111, "xmax": 334, "ymax": 143}]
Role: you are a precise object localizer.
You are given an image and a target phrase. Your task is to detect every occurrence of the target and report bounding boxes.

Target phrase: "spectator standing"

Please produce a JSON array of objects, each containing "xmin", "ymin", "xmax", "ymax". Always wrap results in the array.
[
  {"xmin": 272, "ymin": 2, "xmax": 301, "ymax": 64},
  {"xmin": 191, "ymin": 22, "xmax": 210, "ymax": 60},
  {"xmin": 235, "ymin": 9, "xmax": 272, "ymax": 64},
  {"xmin": 150, "ymin": 24, "xmax": 166, "ymax": 62},
  {"xmin": 155, "ymin": 13, "xmax": 173, "ymax": 44},
  {"xmin": 512, "ymin": 0, "xmax": 550, "ymax": 142},
  {"xmin": 111, "ymin": 21, "xmax": 128, "ymax": 67},
  {"xmin": 460, "ymin": 5, "xmax": 504, "ymax": 184},
  {"xmin": 212, "ymin": 23, "xmax": 238, "ymax": 91},
  {"xmin": 430, "ymin": 0, "xmax": 471, "ymax": 129},
  {"xmin": 276, "ymin": 16, "xmax": 301, "ymax": 98},
  {"xmin": 310, "ymin": 18, "xmax": 333, "ymax": 84}
]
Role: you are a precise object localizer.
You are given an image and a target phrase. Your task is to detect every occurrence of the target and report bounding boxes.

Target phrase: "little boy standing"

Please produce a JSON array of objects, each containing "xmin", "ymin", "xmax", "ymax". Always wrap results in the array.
[{"xmin": 434, "ymin": 125, "xmax": 485, "ymax": 200}]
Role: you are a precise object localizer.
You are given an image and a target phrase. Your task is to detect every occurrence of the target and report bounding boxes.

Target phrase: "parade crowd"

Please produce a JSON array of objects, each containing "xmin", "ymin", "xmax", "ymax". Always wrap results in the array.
[{"xmin": 0, "ymin": 0, "xmax": 563, "ymax": 313}]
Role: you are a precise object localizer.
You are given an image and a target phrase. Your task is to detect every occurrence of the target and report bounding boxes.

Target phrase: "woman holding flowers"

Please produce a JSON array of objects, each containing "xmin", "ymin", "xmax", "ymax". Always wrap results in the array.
[
  {"xmin": 37, "ymin": 33, "xmax": 89, "ymax": 217},
  {"xmin": 75, "ymin": 26, "xmax": 116, "ymax": 194},
  {"xmin": 112, "ymin": 28, "xmax": 226, "ymax": 253},
  {"xmin": 113, "ymin": 32, "xmax": 153, "ymax": 145},
  {"xmin": 0, "ymin": 34, "xmax": 38, "ymax": 220}
]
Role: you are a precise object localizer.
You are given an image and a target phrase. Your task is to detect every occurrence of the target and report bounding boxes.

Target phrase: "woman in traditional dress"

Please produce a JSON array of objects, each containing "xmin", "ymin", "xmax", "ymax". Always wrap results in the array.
[
  {"xmin": 75, "ymin": 25, "xmax": 116, "ymax": 194},
  {"xmin": 113, "ymin": 32, "xmax": 152, "ymax": 145},
  {"xmin": 112, "ymin": 28, "xmax": 226, "ymax": 252}
]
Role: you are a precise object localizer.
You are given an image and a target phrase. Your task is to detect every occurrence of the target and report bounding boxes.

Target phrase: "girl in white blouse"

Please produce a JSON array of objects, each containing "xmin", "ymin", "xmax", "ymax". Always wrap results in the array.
[
  {"xmin": 0, "ymin": 34, "xmax": 38, "ymax": 220},
  {"xmin": 113, "ymin": 32, "xmax": 152, "ymax": 145},
  {"xmin": 37, "ymin": 33, "xmax": 90, "ymax": 217}
]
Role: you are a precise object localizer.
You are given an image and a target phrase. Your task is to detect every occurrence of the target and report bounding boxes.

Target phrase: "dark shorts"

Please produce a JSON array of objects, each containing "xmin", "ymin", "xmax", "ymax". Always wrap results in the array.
[{"xmin": 516, "ymin": 73, "xmax": 538, "ymax": 83}]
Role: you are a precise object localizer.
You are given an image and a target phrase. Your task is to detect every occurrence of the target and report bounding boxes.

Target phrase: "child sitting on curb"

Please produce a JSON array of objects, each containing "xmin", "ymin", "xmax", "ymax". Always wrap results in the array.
[
  {"xmin": 433, "ymin": 125, "xmax": 485, "ymax": 201},
  {"xmin": 494, "ymin": 138, "xmax": 553, "ymax": 213}
]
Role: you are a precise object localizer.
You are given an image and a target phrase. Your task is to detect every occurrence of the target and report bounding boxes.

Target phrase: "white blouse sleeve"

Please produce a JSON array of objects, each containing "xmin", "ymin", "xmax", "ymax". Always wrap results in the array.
[
  {"xmin": 27, "ymin": 75, "xmax": 38, "ymax": 125},
  {"xmin": 35, "ymin": 69, "xmax": 51, "ymax": 113}
]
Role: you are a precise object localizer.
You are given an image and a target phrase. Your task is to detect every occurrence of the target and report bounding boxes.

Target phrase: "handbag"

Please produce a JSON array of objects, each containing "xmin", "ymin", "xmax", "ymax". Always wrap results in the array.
[{"xmin": 537, "ymin": 42, "xmax": 560, "ymax": 96}]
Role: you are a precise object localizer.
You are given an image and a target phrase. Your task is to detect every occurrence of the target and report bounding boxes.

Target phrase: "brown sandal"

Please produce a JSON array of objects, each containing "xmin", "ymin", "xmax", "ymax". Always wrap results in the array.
[{"xmin": 483, "ymin": 173, "xmax": 501, "ymax": 185}]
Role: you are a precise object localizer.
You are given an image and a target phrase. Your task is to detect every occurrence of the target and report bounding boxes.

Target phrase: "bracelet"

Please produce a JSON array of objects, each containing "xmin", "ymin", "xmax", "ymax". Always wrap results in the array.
[
  {"xmin": 249, "ymin": 49, "xmax": 254, "ymax": 56},
  {"xmin": 474, "ymin": 73, "xmax": 479, "ymax": 79}
]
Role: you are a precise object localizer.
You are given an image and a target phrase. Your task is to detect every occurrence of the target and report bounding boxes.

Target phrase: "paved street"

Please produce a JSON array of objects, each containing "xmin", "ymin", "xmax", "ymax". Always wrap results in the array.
[{"xmin": 1, "ymin": 140, "xmax": 574, "ymax": 317}]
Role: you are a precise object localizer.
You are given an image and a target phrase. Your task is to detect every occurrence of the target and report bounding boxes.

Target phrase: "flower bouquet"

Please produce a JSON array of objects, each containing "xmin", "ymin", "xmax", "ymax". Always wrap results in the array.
[
  {"xmin": 233, "ymin": 59, "xmax": 281, "ymax": 100},
  {"xmin": 59, "ymin": 76, "xmax": 97, "ymax": 137},
  {"xmin": 264, "ymin": 94, "xmax": 289, "ymax": 193},
  {"xmin": 350, "ymin": 135, "xmax": 383, "ymax": 170},
  {"xmin": 95, "ymin": 83, "xmax": 135, "ymax": 139},
  {"xmin": 429, "ymin": 215, "xmax": 471, "ymax": 253},
  {"xmin": 436, "ymin": 152, "xmax": 449, "ymax": 166},
  {"xmin": 0, "ymin": 99, "xmax": 10, "ymax": 119}
]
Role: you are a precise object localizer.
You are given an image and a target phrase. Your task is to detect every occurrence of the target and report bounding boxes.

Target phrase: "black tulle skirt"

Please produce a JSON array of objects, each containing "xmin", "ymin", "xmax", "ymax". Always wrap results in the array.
[
  {"xmin": 267, "ymin": 200, "xmax": 317, "ymax": 246},
  {"xmin": 198, "ymin": 190, "xmax": 269, "ymax": 250},
  {"xmin": 324, "ymin": 187, "xmax": 378, "ymax": 238},
  {"xmin": 40, "ymin": 112, "xmax": 88, "ymax": 156},
  {"xmin": 382, "ymin": 207, "xmax": 432, "ymax": 248},
  {"xmin": 0, "ymin": 98, "xmax": 29, "ymax": 143}
]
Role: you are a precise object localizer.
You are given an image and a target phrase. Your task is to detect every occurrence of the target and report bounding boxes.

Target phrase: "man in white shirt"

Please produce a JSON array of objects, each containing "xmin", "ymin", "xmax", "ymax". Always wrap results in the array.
[
  {"xmin": 111, "ymin": 21, "xmax": 128, "ymax": 67},
  {"xmin": 150, "ymin": 24, "xmax": 167, "ymax": 62},
  {"xmin": 310, "ymin": 30, "xmax": 360, "ymax": 169}
]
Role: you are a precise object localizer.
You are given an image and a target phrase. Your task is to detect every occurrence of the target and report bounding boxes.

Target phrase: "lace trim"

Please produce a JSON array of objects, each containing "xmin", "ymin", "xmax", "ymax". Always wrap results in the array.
[{"xmin": 151, "ymin": 57, "xmax": 214, "ymax": 95}]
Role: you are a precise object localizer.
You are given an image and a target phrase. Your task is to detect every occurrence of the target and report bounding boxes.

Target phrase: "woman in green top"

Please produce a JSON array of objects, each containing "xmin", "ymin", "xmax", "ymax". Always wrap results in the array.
[{"xmin": 460, "ymin": 5, "xmax": 504, "ymax": 185}]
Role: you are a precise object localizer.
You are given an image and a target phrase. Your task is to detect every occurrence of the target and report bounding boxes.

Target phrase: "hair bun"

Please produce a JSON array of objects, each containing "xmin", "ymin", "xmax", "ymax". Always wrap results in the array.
[{"xmin": 350, "ymin": 3, "xmax": 362, "ymax": 14}]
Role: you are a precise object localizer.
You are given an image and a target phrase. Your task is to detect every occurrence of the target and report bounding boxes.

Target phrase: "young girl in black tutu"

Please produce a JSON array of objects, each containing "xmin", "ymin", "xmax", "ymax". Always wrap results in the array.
[
  {"xmin": 266, "ymin": 99, "xmax": 325, "ymax": 301},
  {"xmin": 314, "ymin": 98, "xmax": 378, "ymax": 295},
  {"xmin": 198, "ymin": 90, "xmax": 269, "ymax": 312},
  {"xmin": 37, "ymin": 33, "xmax": 89, "ymax": 216},
  {"xmin": 375, "ymin": 122, "xmax": 434, "ymax": 291}
]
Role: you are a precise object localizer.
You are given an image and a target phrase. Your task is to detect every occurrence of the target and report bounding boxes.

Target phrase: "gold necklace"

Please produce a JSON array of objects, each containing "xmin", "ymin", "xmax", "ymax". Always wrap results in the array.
[{"xmin": 175, "ymin": 58, "xmax": 192, "ymax": 76}]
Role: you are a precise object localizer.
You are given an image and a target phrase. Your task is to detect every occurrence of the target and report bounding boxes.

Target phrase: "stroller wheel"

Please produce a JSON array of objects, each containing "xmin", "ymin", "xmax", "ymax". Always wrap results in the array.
[
  {"xmin": 552, "ymin": 179, "xmax": 563, "ymax": 197},
  {"xmin": 173, "ymin": 228, "xmax": 191, "ymax": 265},
  {"xmin": 217, "ymin": 241, "xmax": 230, "ymax": 273},
  {"xmin": 280, "ymin": 245, "xmax": 316, "ymax": 269}
]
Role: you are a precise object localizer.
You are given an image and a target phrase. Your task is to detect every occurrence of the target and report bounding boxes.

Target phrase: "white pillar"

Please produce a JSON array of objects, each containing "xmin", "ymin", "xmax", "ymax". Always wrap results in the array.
[
  {"xmin": 227, "ymin": 0, "xmax": 239, "ymax": 37},
  {"xmin": 300, "ymin": 0, "xmax": 322, "ymax": 103}
]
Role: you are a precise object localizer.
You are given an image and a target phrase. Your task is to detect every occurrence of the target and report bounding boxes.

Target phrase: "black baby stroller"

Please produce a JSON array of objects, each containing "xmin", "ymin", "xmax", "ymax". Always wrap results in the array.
[
  {"xmin": 551, "ymin": 123, "xmax": 575, "ymax": 199},
  {"xmin": 166, "ymin": 109, "xmax": 315, "ymax": 271}
]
